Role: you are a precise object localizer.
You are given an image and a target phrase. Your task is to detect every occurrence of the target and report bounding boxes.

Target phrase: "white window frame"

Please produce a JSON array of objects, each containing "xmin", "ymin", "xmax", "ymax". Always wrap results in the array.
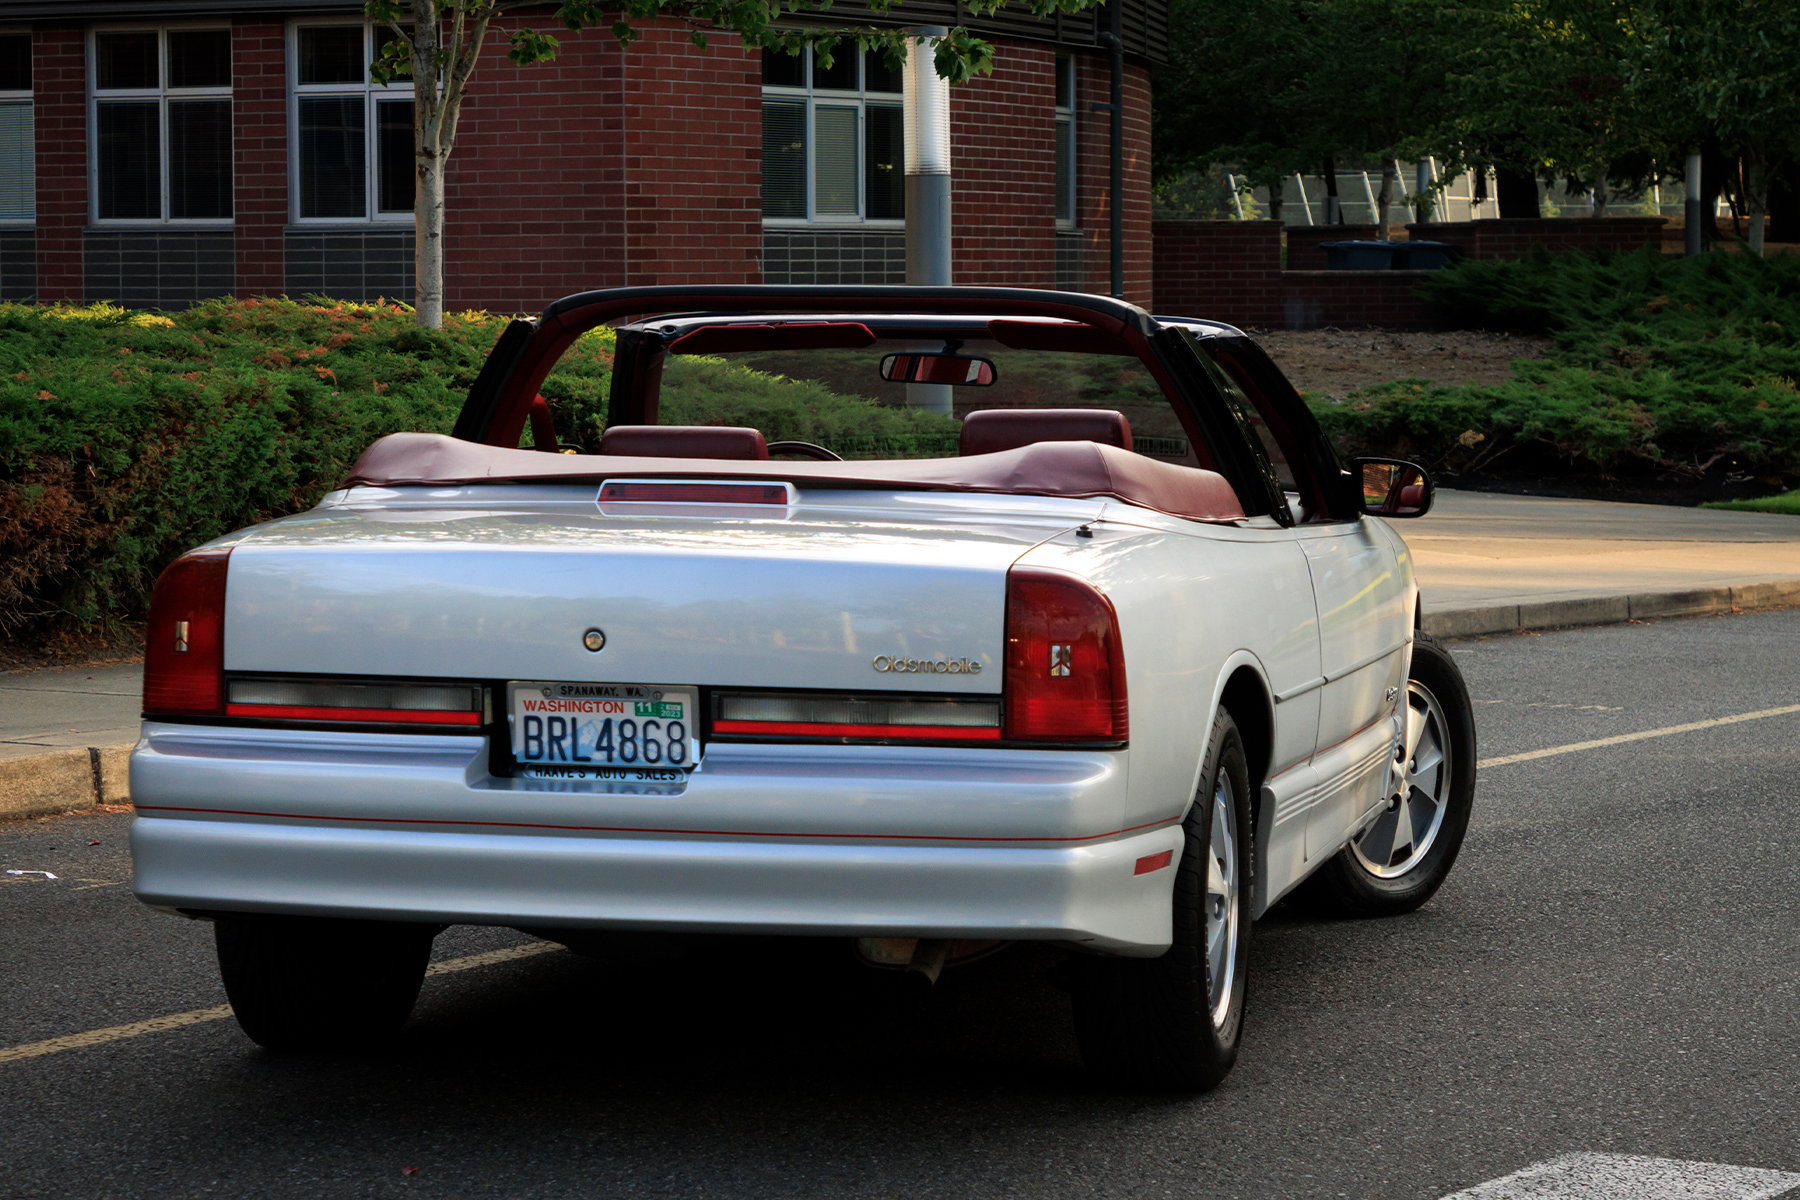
[
  {"xmin": 761, "ymin": 48, "xmax": 903, "ymax": 228},
  {"xmin": 1054, "ymin": 55, "xmax": 1076, "ymax": 230},
  {"xmin": 87, "ymin": 23, "xmax": 234, "ymax": 227},
  {"xmin": 287, "ymin": 19, "xmax": 414, "ymax": 225},
  {"xmin": 0, "ymin": 28, "xmax": 31, "ymax": 226}
]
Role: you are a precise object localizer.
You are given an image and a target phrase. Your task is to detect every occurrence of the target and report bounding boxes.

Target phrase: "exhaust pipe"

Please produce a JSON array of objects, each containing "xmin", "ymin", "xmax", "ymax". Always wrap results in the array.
[{"xmin": 906, "ymin": 938, "xmax": 951, "ymax": 988}]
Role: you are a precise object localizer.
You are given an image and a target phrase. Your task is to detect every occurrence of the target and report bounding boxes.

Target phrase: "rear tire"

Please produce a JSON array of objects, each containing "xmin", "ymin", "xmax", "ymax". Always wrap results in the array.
[
  {"xmin": 1071, "ymin": 709, "xmax": 1253, "ymax": 1092},
  {"xmin": 215, "ymin": 916, "xmax": 436, "ymax": 1052},
  {"xmin": 1293, "ymin": 631, "xmax": 1477, "ymax": 917}
]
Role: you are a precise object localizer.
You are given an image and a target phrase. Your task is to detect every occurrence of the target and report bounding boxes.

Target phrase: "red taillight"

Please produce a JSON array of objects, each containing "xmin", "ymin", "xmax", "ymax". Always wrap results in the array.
[
  {"xmin": 1003, "ymin": 568, "xmax": 1128, "ymax": 742},
  {"xmin": 598, "ymin": 481, "xmax": 791, "ymax": 505},
  {"xmin": 143, "ymin": 547, "xmax": 231, "ymax": 716}
]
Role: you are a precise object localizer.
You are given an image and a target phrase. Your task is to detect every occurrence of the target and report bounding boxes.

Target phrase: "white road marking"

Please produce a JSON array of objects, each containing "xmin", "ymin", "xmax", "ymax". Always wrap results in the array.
[
  {"xmin": 0, "ymin": 940, "xmax": 562, "ymax": 1066},
  {"xmin": 1478, "ymin": 703, "xmax": 1800, "ymax": 769},
  {"xmin": 1440, "ymin": 1152, "xmax": 1800, "ymax": 1199}
]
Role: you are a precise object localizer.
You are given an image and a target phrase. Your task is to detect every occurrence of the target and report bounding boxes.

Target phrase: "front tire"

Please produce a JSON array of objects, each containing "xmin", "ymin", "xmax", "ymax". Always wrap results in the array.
[
  {"xmin": 215, "ymin": 916, "xmax": 436, "ymax": 1052},
  {"xmin": 1295, "ymin": 631, "xmax": 1477, "ymax": 917},
  {"xmin": 1071, "ymin": 709, "xmax": 1253, "ymax": 1092}
]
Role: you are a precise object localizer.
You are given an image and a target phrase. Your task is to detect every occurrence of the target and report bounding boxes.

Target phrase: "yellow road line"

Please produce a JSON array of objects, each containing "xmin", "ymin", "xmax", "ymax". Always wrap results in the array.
[
  {"xmin": 0, "ymin": 940, "xmax": 562, "ymax": 1066},
  {"xmin": 1479, "ymin": 703, "xmax": 1800, "ymax": 769}
]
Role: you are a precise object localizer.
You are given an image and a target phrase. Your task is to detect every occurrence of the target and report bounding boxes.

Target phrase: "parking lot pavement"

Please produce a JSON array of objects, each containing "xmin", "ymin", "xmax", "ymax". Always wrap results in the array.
[{"xmin": 2, "ymin": 606, "xmax": 1798, "ymax": 1198}]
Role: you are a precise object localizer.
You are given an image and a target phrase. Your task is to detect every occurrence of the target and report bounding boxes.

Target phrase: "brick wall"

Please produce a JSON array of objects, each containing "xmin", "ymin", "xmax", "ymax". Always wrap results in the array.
[
  {"xmin": 1151, "ymin": 220, "xmax": 1282, "ymax": 326},
  {"xmin": 1280, "ymin": 271, "xmax": 1443, "ymax": 331},
  {"xmin": 28, "ymin": 17, "xmax": 1148, "ymax": 311},
  {"xmin": 439, "ymin": 29, "xmax": 627, "ymax": 311},
  {"xmin": 232, "ymin": 19, "xmax": 287, "ymax": 297},
  {"xmin": 950, "ymin": 42, "xmax": 1057, "ymax": 290},
  {"xmin": 1407, "ymin": 217, "xmax": 1666, "ymax": 259},
  {"xmin": 1071, "ymin": 55, "xmax": 1152, "ymax": 306},
  {"xmin": 1285, "ymin": 224, "xmax": 1379, "ymax": 271},
  {"xmin": 615, "ymin": 26, "xmax": 760, "ymax": 289},
  {"xmin": 31, "ymin": 25, "xmax": 85, "ymax": 302},
  {"xmin": 1156, "ymin": 217, "xmax": 1674, "ymax": 330}
]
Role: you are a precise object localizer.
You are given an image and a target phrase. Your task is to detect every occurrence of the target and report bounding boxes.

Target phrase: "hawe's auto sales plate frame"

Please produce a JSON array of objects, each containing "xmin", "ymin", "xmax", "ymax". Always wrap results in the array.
[{"xmin": 507, "ymin": 681, "xmax": 698, "ymax": 782}]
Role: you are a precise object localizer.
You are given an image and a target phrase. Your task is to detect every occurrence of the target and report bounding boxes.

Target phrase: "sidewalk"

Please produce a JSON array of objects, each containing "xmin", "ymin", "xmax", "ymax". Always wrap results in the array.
[
  {"xmin": 2, "ymin": 489, "xmax": 1797, "ymax": 820},
  {"xmin": 1406, "ymin": 489, "xmax": 1800, "ymax": 636}
]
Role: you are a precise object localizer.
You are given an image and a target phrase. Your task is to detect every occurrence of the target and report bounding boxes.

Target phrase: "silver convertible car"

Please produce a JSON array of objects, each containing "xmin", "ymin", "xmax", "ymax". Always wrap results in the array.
[{"xmin": 131, "ymin": 285, "xmax": 1475, "ymax": 1091}]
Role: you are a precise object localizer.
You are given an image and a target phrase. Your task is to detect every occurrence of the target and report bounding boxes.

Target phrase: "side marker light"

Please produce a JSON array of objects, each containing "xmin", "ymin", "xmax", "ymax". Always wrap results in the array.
[{"xmin": 1134, "ymin": 850, "xmax": 1173, "ymax": 875}]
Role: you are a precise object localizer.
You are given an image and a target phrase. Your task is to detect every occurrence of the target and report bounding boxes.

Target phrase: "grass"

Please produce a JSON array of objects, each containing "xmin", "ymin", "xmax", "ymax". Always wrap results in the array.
[{"xmin": 1700, "ymin": 490, "xmax": 1800, "ymax": 515}]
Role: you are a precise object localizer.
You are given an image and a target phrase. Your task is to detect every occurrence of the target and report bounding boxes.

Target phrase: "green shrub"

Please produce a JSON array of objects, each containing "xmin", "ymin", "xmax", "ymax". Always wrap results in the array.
[
  {"xmin": 1313, "ymin": 248, "xmax": 1800, "ymax": 482},
  {"xmin": 0, "ymin": 299, "xmax": 953, "ymax": 638},
  {"xmin": 0, "ymin": 298, "xmax": 522, "ymax": 635}
]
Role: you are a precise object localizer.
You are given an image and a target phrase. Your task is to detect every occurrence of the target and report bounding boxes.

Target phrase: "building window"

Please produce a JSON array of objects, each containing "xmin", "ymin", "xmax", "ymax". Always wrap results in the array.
[
  {"xmin": 0, "ymin": 33, "xmax": 30, "ymax": 222},
  {"xmin": 290, "ymin": 23, "xmax": 414, "ymax": 222},
  {"xmin": 89, "ymin": 27, "xmax": 232, "ymax": 222},
  {"xmin": 1054, "ymin": 55, "xmax": 1075, "ymax": 227},
  {"xmin": 761, "ymin": 47, "xmax": 903, "ymax": 224}
]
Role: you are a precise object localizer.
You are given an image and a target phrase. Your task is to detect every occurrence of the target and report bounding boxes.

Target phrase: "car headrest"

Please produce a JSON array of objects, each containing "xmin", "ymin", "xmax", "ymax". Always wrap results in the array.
[
  {"xmin": 959, "ymin": 409, "xmax": 1133, "ymax": 457},
  {"xmin": 598, "ymin": 426, "xmax": 770, "ymax": 460}
]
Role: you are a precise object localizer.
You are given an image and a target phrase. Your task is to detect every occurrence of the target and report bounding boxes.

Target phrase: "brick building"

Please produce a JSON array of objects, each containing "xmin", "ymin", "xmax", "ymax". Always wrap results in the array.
[{"xmin": 0, "ymin": 0, "xmax": 1165, "ymax": 311}]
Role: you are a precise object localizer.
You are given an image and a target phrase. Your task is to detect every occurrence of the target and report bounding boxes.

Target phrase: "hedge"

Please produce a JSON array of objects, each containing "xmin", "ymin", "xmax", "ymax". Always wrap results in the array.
[{"xmin": 1307, "ymin": 247, "xmax": 1800, "ymax": 484}]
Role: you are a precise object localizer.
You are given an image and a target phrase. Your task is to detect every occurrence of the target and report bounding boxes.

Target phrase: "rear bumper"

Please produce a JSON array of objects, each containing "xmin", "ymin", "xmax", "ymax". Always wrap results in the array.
[{"xmin": 129, "ymin": 723, "xmax": 1182, "ymax": 955}]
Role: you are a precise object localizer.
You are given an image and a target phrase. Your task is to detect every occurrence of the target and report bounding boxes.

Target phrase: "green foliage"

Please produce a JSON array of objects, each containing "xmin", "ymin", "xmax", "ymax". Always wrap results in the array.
[
  {"xmin": 1309, "ymin": 248, "xmax": 1800, "ymax": 482},
  {"xmin": 0, "ymin": 298, "xmax": 969, "ymax": 637},
  {"xmin": 1157, "ymin": 0, "xmax": 1461, "ymax": 194},
  {"xmin": 656, "ymin": 357, "xmax": 961, "ymax": 457},
  {"xmin": 0, "ymin": 297, "xmax": 512, "ymax": 635}
]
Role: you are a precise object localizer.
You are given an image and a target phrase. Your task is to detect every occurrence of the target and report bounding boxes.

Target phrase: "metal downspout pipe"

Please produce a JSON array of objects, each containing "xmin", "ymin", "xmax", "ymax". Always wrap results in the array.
[
  {"xmin": 904, "ymin": 26, "xmax": 954, "ymax": 414},
  {"xmin": 1098, "ymin": 1, "xmax": 1124, "ymax": 299}
]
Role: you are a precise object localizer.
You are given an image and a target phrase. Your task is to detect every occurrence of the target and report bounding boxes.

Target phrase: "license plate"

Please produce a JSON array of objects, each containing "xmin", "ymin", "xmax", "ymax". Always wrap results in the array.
[{"xmin": 508, "ymin": 682, "xmax": 699, "ymax": 779}]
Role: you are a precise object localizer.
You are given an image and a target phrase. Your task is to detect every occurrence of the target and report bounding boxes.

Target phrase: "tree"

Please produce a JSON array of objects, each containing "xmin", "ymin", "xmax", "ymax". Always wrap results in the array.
[
  {"xmin": 1427, "ymin": 0, "xmax": 1669, "ymax": 219},
  {"xmin": 1156, "ymin": 0, "xmax": 1462, "ymax": 237},
  {"xmin": 366, "ymin": 0, "xmax": 1100, "ymax": 327},
  {"xmin": 1153, "ymin": 0, "xmax": 1314, "ymax": 221},
  {"xmin": 1631, "ymin": 0, "xmax": 1800, "ymax": 254}
]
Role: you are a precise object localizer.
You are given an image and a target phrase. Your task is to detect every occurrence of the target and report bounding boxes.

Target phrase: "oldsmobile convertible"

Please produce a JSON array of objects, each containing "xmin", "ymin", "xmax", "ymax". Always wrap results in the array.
[{"xmin": 130, "ymin": 285, "xmax": 1476, "ymax": 1091}]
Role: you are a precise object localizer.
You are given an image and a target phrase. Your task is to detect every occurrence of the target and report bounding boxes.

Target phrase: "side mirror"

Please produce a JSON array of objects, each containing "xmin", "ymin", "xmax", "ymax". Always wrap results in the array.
[
  {"xmin": 879, "ymin": 352, "xmax": 997, "ymax": 386},
  {"xmin": 1351, "ymin": 457, "xmax": 1433, "ymax": 518}
]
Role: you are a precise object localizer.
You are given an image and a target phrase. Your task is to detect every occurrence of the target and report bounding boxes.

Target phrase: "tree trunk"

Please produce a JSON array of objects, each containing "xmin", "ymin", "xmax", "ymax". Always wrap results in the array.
[
  {"xmin": 416, "ymin": 137, "xmax": 445, "ymax": 327},
  {"xmin": 1745, "ymin": 151, "xmax": 1766, "ymax": 256},
  {"xmin": 413, "ymin": 4, "xmax": 445, "ymax": 329},
  {"xmin": 1374, "ymin": 159, "xmax": 1399, "ymax": 239},
  {"xmin": 1495, "ymin": 167, "xmax": 1538, "ymax": 218},
  {"xmin": 1766, "ymin": 161, "xmax": 1800, "ymax": 245},
  {"xmin": 1699, "ymin": 134, "xmax": 1726, "ymax": 246}
]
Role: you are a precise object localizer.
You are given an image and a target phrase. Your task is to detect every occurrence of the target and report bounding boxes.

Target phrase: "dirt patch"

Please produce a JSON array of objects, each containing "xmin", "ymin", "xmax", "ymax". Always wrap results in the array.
[
  {"xmin": 1244, "ymin": 328, "xmax": 1552, "ymax": 398},
  {"xmin": 0, "ymin": 627, "xmax": 143, "ymax": 676}
]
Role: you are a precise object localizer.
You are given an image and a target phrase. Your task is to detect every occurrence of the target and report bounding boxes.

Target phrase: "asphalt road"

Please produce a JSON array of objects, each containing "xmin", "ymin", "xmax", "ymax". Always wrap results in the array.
[{"xmin": 3, "ymin": 610, "xmax": 1798, "ymax": 1199}]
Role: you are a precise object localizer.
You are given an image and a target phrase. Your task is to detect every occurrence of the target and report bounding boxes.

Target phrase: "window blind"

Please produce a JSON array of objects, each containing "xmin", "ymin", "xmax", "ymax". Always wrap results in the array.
[
  {"xmin": 761, "ymin": 99, "xmax": 804, "ymax": 219},
  {"xmin": 0, "ymin": 101, "xmax": 31, "ymax": 220}
]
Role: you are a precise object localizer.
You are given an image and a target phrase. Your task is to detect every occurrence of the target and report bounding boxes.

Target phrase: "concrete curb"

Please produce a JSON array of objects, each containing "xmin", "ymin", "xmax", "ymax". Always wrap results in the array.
[
  {"xmin": 0, "ymin": 743, "xmax": 134, "ymax": 823},
  {"xmin": 1424, "ymin": 579, "xmax": 1800, "ymax": 641}
]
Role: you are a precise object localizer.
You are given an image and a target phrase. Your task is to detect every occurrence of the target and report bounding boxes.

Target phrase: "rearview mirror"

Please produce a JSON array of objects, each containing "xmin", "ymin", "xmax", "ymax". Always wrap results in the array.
[
  {"xmin": 879, "ymin": 353, "xmax": 997, "ymax": 386},
  {"xmin": 1351, "ymin": 457, "xmax": 1432, "ymax": 518}
]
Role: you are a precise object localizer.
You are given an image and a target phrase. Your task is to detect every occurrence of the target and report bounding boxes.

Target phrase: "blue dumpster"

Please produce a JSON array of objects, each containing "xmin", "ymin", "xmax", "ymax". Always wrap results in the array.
[
  {"xmin": 1395, "ymin": 240, "xmax": 1464, "ymax": 270},
  {"xmin": 1319, "ymin": 241, "xmax": 1403, "ymax": 270}
]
